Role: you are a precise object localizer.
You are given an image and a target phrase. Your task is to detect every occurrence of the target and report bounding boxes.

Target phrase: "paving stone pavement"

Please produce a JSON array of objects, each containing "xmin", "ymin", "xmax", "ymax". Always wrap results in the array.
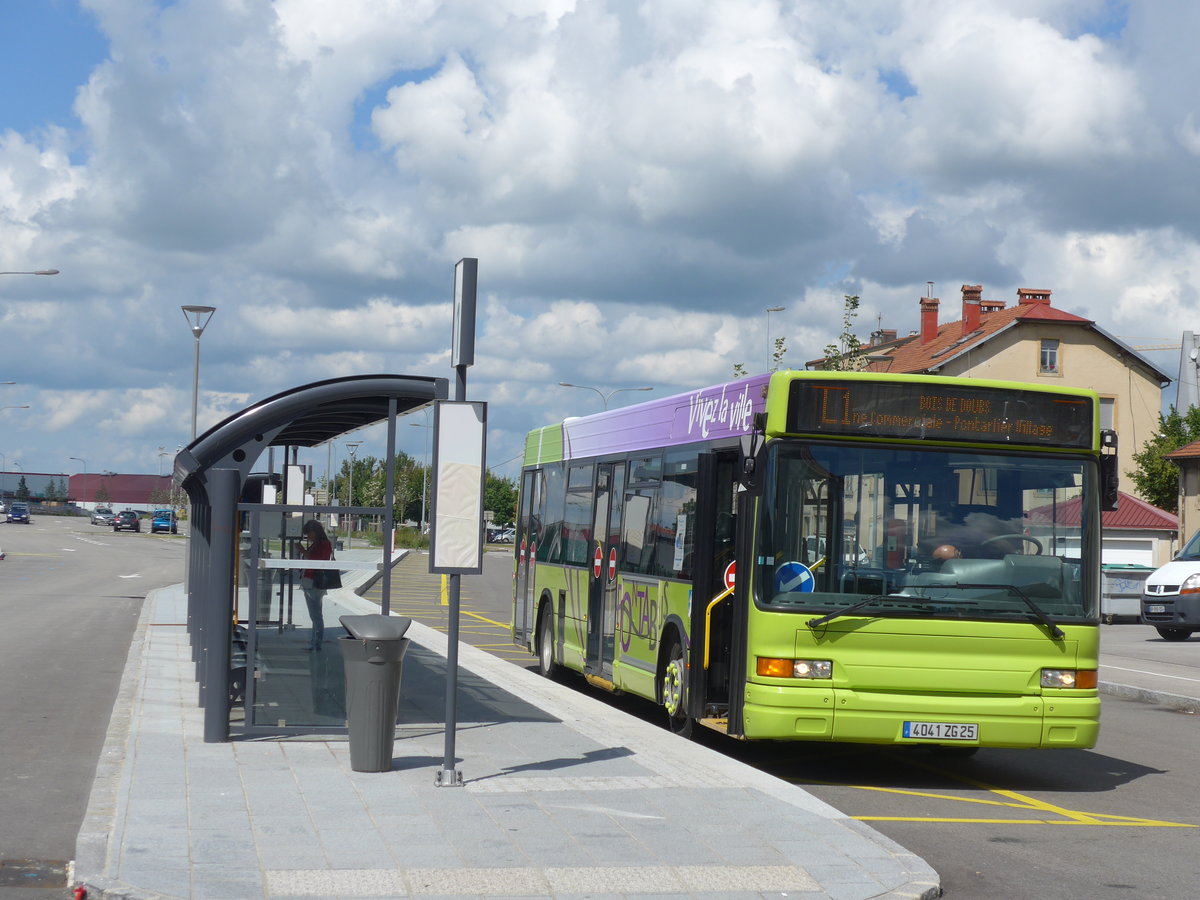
[{"xmin": 74, "ymin": 560, "xmax": 940, "ymax": 899}]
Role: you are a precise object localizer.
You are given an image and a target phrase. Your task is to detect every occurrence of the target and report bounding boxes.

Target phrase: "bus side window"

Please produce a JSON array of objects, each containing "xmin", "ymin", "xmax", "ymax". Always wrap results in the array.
[{"xmin": 563, "ymin": 463, "xmax": 595, "ymax": 565}]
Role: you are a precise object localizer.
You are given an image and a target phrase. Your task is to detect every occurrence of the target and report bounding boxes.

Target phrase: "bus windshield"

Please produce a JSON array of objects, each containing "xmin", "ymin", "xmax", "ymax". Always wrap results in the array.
[{"xmin": 758, "ymin": 441, "xmax": 1097, "ymax": 624}]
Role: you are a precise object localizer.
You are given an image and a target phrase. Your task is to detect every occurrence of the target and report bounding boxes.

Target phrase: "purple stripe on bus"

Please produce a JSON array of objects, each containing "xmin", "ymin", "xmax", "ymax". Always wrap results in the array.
[{"xmin": 562, "ymin": 374, "xmax": 772, "ymax": 460}]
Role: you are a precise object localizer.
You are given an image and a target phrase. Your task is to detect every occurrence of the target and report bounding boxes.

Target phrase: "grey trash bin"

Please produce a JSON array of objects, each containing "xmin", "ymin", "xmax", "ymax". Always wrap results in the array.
[{"xmin": 339, "ymin": 614, "xmax": 412, "ymax": 772}]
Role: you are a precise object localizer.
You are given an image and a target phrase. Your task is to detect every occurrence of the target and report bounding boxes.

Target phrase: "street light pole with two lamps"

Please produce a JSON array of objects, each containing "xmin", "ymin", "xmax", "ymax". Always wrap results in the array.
[
  {"xmin": 410, "ymin": 417, "xmax": 432, "ymax": 533},
  {"xmin": 558, "ymin": 382, "xmax": 653, "ymax": 410},
  {"xmin": 765, "ymin": 305, "xmax": 785, "ymax": 372},
  {"xmin": 344, "ymin": 441, "xmax": 362, "ymax": 549}
]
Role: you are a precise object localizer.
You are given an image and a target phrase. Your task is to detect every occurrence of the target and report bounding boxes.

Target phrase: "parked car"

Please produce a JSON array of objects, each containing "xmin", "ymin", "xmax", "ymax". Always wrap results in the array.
[
  {"xmin": 1142, "ymin": 527, "xmax": 1200, "ymax": 641},
  {"xmin": 488, "ymin": 526, "xmax": 515, "ymax": 543},
  {"xmin": 0, "ymin": 500, "xmax": 7, "ymax": 516},
  {"xmin": 7, "ymin": 502, "xmax": 30, "ymax": 524},
  {"xmin": 91, "ymin": 506, "xmax": 116, "ymax": 526},
  {"xmin": 151, "ymin": 509, "xmax": 178, "ymax": 534},
  {"xmin": 113, "ymin": 510, "xmax": 141, "ymax": 532}
]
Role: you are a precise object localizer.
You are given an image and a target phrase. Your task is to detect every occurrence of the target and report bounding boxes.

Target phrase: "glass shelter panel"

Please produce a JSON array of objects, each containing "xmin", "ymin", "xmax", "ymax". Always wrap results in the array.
[
  {"xmin": 758, "ymin": 442, "xmax": 1098, "ymax": 624},
  {"xmin": 240, "ymin": 506, "xmax": 350, "ymax": 730}
]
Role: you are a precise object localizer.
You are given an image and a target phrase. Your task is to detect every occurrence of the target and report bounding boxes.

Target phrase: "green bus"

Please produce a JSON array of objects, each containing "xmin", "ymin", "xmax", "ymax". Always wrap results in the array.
[{"xmin": 512, "ymin": 371, "xmax": 1118, "ymax": 750}]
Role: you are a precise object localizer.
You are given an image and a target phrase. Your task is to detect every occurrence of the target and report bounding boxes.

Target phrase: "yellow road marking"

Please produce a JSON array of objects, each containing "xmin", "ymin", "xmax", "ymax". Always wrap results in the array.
[{"xmin": 796, "ymin": 756, "xmax": 1196, "ymax": 829}]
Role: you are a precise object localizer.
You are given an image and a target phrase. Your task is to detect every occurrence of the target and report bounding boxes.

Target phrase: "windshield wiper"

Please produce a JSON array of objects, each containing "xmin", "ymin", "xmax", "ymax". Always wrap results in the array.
[
  {"xmin": 919, "ymin": 582, "xmax": 1066, "ymax": 641},
  {"xmin": 806, "ymin": 595, "xmax": 890, "ymax": 629}
]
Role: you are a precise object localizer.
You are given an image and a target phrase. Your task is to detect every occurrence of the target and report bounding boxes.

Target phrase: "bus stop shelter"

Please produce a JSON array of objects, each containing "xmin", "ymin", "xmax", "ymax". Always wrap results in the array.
[{"xmin": 174, "ymin": 374, "xmax": 448, "ymax": 742}]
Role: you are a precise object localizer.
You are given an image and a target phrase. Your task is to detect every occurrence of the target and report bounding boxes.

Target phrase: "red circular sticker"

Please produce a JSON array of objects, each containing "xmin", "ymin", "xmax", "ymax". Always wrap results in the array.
[
  {"xmin": 608, "ymin": 547, "xmax": 617, "ymax": 581},
  {"xmin": 723, "ymin": 560, "xmax": 736, "ymax": 591},
  {"xmin": 593, "ymin": 545, "xmax": 603, "ymax": 578}
]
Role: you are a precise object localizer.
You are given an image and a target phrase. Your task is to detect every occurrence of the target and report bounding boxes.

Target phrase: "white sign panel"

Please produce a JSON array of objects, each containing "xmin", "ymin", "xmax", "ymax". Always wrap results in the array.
[{"xmin": 430, "ymin": 400, "xmax": 487, "ymax": 573}]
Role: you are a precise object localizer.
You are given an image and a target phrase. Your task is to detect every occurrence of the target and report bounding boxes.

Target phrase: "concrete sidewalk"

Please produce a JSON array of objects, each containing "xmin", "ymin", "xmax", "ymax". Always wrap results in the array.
[{"xmin": 74, "ymin": 561, "xmax": 940, "ymax": 899}]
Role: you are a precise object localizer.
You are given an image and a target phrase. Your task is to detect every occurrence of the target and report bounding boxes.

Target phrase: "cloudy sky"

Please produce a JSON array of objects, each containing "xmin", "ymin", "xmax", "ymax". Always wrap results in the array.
[{"xmin": 0, "ymin": 0, "xmax": 1194, "ymax": 486}]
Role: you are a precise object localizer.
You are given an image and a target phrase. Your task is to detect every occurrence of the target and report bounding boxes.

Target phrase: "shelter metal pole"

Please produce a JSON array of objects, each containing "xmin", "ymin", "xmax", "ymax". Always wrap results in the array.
[
  {"xmin": 382, "ymin": 398, "xmax": 397, "ymax": 615},
  {"xmin": 202, "ymin": 468, "xmax": 239, "ymax": 743}
]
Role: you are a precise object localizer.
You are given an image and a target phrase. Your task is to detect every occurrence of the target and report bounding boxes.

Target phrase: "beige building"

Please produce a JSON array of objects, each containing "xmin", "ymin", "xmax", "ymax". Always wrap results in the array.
[{"xmin": 845, "ymin": 285, "xmax": 1171, "ymax": 499}]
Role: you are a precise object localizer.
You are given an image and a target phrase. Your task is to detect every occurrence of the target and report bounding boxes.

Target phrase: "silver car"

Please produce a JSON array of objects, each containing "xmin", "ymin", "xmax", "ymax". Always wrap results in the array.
[{"xmin": 91, "ymin": 506, "xmax": 116, "ymax": 526}]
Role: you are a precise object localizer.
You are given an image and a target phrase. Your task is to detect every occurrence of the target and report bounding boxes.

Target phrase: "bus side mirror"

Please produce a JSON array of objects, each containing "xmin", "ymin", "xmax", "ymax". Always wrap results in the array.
[{"xmin": 1100, "ymin": 452, "xmax": 1119, "ymax": 512}]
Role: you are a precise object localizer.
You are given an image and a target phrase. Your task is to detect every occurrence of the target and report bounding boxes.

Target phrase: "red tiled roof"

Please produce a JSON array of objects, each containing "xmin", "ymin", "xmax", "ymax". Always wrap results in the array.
[
  {"xmin": 1026, "ymin": 491, "xmax": 1178, "ymax": 531},
  {"xmin": 865, "ymin": 301, "xmax": 1092, "ymax": 374},
  {"xmin": 1165, "ymin": 439, "xmax": 1200, "ymax": 460}
]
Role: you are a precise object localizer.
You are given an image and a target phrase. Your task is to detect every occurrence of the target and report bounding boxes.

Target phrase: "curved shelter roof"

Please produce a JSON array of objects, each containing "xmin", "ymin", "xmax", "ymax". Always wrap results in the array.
[
  {"xmin": 173, "ymin": 373, "xmax": 449, "ymax": 743},
  {"xmin": 174, "ymin": 373, "xmax": 448, "ymax": 488}
]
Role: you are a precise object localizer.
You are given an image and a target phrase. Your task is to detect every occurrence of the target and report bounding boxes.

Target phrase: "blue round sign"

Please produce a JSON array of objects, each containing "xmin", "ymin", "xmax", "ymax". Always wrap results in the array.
[{"xmin": 775, "ymin": 561, "xmax": 815, "ymax": 593}]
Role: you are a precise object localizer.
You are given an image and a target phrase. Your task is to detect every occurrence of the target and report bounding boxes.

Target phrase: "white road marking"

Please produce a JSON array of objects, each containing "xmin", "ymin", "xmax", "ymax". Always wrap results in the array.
[{"xmin": 1101, "ymin": 663, "xmax": 1200, "ymax": 685}]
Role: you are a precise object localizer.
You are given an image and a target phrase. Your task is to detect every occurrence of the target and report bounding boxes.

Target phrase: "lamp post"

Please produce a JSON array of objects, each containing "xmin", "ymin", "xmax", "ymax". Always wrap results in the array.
[
  {"xmin": 69, "ymin": 456, "xmax": 87, "ymax": 473},
  {"xmin": 345, "ymin": 441, "xmax": 362, "ymax": 548},
  {"xmin": 0, "ymin": 269, "xmax": 58, "ymax": 276},
  {"xmin": 765, "ymin": 305, "xmax": 785, "ymax": 372},
  {"xmin": 180, "ymin": 305, "xmax": 217, "ymax": 441},
  {"xmin": 410, "ymin": 419, "xmax": 431, "ymax": 533},
  {"xmin": 558, "ymin": 382, "xmax": 653, "ymax": 410},
  {"xmin": 1, "ymin": 405, "xmax": 29, "ymax": 411}
]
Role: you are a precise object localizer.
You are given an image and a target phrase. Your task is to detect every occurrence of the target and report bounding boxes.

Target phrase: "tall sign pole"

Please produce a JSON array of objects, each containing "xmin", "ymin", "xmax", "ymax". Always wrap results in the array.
[{"xmin": 432, "ymin": 258, "xmax": 485, "ymax": 788}]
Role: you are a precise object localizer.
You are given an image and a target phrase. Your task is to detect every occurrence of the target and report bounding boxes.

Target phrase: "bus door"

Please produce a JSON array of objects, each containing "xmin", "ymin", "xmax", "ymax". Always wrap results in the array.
[
  {"xmin": 687, "ymin": 450, "xmax": 744, "ymax": 725},
  {"xmin": 586, "ymin": 461, "xmax": 625, "ymax": 679},
  {"xmin": 513, "ymin": 468, "xmax": 541, "ymax": 649}
]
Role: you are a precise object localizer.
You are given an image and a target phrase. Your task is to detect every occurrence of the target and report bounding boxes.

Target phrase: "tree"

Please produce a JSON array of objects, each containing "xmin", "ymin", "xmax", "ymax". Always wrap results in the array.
[
  {"xmin": 16, "ymin": 476, "xmax": 29, "ymax": 501},
  {"xmin": 484, "ymin": 472, "xmax": 518, "ymax": 526},
  {"xmin": 1128, "ymin": 405, "xmax": 1200, "ymax": 512},
  {"xmin": 819, "ymin": 294, "xmax": 866, "ymax": 371}
]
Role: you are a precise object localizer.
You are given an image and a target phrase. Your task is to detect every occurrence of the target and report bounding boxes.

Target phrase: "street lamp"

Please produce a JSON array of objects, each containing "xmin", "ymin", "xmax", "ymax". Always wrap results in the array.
[
  {"xmin": 180, "ymin": 305, "xmax": 217, "ymax": 441},
  {"xmin": 345, "ymin": 441, "xmax": 362, "ymax": 549},
  {"xmin": 558, "ymin": 382, "xmax": 653, "ymax": 410},
  {"xmin": 765, "ymin": 305, "xmax": 785, "ymax": 372},
  {"xmin": 69, "ymin": 456, "xmax": 87, "ymax": 473},
  {"xmin": 410, "ymin": 419, "xmax": 432, "ymax": 533},
  {"xmin": 0, "ymin": 405, "xmax": 30, "ymax": 410},
  {"xmin": 0, "ymin": 269, "xmax": 58, "ymax": 276}
]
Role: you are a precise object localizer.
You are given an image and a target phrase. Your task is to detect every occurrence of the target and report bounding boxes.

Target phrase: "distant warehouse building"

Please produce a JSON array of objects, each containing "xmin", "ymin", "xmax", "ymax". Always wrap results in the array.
[{"xmin": 69, "ymin": 473, "xmax": 177, "ymax": 512}]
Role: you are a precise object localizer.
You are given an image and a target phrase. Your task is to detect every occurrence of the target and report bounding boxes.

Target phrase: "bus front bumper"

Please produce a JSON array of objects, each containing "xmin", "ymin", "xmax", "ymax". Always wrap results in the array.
[{"xmin": 741, "ymin": 683, "xmax": 1100, "ymax": 749}]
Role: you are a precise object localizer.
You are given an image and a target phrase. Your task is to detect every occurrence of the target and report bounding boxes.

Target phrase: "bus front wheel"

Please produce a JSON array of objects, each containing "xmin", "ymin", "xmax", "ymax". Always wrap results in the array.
[
  {"xmin": 537, "ymin": 610, "xmax": 560, "ymax": 679},
  {"xmin": 662, "ymin": 638, "xmax": 692, "ymax": 738}
]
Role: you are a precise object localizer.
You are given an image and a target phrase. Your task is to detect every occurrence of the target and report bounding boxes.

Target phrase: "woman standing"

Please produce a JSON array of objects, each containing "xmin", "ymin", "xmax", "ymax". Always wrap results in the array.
[{"xmin": 300, "ymin": 519, "xmax": 333, "ymax": 651}]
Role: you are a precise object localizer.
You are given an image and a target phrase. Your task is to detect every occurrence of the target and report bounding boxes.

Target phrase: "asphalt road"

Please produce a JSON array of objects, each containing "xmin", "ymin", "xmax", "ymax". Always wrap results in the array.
[
  {"xmin": 379, "ymin": 551, "xmax": 1200, "ymax": 900},
  {"xmin": 0, "ymin": 513, "xmax": 184, "ymax": 899}
]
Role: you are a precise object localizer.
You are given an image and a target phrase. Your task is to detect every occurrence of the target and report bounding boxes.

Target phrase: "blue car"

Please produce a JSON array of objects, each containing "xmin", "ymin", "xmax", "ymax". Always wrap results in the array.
[
  {"xmin": 7, "ymin": 502, "xmax": 30, "ymax": 524},
  {"xmin": 151, "ymin": 509, "xmax": 178, "ymax": 534}
]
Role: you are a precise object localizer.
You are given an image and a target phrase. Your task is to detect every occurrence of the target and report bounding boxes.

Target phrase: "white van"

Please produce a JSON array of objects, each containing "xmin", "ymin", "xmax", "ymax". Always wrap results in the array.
[{"xmin": 1141, "ymin": 528, "xmax": 1200, "ymax": 641}]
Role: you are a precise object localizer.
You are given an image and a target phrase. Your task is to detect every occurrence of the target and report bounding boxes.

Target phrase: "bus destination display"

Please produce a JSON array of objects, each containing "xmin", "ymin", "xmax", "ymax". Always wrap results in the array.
[{"xmin": 787, "ymin": 380, "xmax": 1094, "ymax": 449}]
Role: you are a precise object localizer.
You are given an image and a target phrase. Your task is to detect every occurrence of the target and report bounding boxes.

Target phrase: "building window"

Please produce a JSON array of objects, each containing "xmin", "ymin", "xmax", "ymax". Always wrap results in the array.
[
  {"xmin": 1039, "ymin": 339, "xmax": 1060, "ymax": 374},
  {"xmin": 1100, "ymin": 397, "xmax": 1115, "ymax": 431}
]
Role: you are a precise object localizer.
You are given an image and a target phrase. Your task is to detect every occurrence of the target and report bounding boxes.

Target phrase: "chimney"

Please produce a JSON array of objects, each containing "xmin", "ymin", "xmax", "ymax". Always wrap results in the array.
[
  {"xmin": 981, "ymin": 299, "xmax": 1004, "ymax": 314},
  {"xmin": 874, "ymin": 328, "xmax": 897, "ymax": 345},
  {"xmin": 961, "ymin": 284, "xmax": 982, "ymax": 334},
  {"xmin": 920, "ymin": 296, "xmax": 940, "ymax": 344},
  {"xmin": 1017, "ymin": 288, "xmax": 1052, "ymax": 306}
]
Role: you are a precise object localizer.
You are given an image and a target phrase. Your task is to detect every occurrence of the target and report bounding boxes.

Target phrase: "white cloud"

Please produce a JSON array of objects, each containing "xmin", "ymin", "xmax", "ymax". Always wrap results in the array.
[{"xmin": 3, "ymin": 0, "xmax": 1200, "ymax": 479}]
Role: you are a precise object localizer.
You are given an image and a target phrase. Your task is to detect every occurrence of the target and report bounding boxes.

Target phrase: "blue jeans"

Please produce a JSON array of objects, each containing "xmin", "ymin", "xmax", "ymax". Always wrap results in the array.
[{"xmin": 302, "ymin": 578, "xmax": 325, "ymax": 649}]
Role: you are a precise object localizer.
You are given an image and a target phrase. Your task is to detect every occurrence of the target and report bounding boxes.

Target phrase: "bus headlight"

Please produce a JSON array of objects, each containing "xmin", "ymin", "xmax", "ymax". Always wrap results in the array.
[
  {"xmin": 1041, "ymin": 668, "xmax": 1097, "ymax": 689},
  {"xmin": 757, "ymin": 658, "xmax": 833, "ymax": 679}
]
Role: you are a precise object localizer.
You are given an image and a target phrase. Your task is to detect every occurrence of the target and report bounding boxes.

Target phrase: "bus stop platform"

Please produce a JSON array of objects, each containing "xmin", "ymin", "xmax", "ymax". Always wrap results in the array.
[{"xmin": 74, "ymin": 561, "xmax": 940, "ymax": 899}]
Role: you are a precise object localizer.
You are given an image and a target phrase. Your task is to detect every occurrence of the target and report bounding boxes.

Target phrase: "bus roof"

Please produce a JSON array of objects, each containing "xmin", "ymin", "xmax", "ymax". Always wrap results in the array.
[
  {"xmin": 524, "ymin": 370, "xmax": 1101, "ymax": 466},
  {"xmin": 526, "ymin": 373, "xmax": 771, "ymax": 465}
]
